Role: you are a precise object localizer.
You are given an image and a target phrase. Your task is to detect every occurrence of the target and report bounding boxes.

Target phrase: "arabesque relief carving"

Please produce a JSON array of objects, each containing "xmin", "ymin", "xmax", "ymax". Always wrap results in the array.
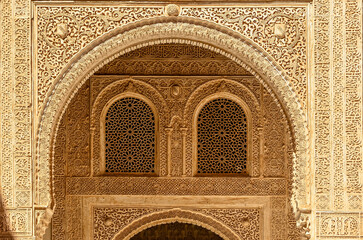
[
  {"xmin": 35, "ymin": 5, "xmax": 307, "ymax": 111},
  {"xmin": 109, "ymin": 208, "xmax": 259, "ymax": 240},
  {"xmin": 35, "ymin": 22, "xmax": 310, "ymax": 227},
  {"xmin": 52, "ymin": 49, "xmax": 298, "ymax": 239},
  {"xmin": 0, "ymin": 0, "xmax": 362, "ymax": 238}
]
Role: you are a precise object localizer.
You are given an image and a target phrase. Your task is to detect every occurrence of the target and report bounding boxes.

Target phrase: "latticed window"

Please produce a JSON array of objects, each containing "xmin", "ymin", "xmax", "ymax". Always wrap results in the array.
[
  {"xmin": 104, "ymin": 97, "xmax": 156, "ymax": 174},
  {"xmin": 197, "ymin": 98, "xmax": 248, "ymax": 175}
]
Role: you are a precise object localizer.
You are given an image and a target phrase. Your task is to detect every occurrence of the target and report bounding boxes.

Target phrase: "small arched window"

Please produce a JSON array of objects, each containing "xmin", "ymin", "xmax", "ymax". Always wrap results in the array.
[
  {"xmin": 196, "ymin": 98, "xmax": 248, "ymax": 175},
  {"xmin": 104, "ymin": 96, "xmax": 156, "ymax": 174}
]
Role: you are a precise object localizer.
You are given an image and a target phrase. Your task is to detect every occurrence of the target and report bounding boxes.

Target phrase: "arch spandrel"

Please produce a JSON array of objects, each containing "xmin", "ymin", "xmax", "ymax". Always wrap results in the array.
[
  {"xmin": 35, "ymin": 19, "xmax": 310, "ymax": 237},
  {"xmin": 113, "ymin": 208, "xmax": 239, "ymax": 240}
]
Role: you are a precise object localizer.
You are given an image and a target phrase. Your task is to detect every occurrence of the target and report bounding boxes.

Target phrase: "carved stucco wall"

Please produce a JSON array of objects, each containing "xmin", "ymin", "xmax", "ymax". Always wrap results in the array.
[
  {"xmin": 34, "ymin": 5, "xmax": 310, "ymax": 213},
  {"xmin": 51, "ymin": 67, "xmax": 298, "ymax": 239},
  {"xmin": 313, "ymin": 0, "xmax": 363, "ymax": 239},
  {"xmin": 0, "ymin": 0, "xmax": 361, "ymax": 239}
]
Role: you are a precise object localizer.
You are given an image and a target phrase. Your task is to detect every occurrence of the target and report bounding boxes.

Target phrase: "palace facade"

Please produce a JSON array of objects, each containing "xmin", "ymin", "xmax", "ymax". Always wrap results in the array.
[{"xmin": 0, "ymin": 0, "xmax": 362, "ymax": 239}]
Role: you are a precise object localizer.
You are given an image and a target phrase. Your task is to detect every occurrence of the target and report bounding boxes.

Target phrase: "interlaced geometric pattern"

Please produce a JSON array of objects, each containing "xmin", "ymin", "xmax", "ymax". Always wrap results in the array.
[
  {"xmin": 197, "ymin": 98, "xmax": 248, "ymax": 174},
  {"xmin": 105, "ymin": 97, "xmax": 155, "ymax": 173}
]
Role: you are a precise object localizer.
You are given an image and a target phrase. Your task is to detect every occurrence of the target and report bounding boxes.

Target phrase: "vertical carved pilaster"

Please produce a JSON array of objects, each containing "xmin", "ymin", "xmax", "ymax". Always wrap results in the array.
[
  {"xmin": 165, "ymin": 128, "xmax": 173, "ymax": 177},
  {"xmin": 181, "ymin": 128, "xmax": 188, "ymax": 177}
]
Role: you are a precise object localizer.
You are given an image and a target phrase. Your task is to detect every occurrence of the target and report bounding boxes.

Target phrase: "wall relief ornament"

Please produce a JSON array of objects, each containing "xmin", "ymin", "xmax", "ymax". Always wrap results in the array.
[
  {"xmin": 111, "ymin": 208, "xmax": 256, "ymax": 240},
  {"xmin": 0, "ymin": 0, "xmax": 362, "ymax": 238},
  {"xmin": 35, "ymin": 18, "xmax": 309, "ymax": 238},
  {"xmin": 35, "ymin": 5, "xmax": 308, "ymax": 112},
  {"xmin": 51, "ymin": 74, "xmax": 296, "ymax": 239}
]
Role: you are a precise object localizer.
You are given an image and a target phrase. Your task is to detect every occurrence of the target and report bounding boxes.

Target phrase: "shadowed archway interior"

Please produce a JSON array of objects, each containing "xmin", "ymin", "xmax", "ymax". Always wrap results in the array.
[{"xmin": 130, "ymin": 222, "xmax": 223, "ymax": 240}]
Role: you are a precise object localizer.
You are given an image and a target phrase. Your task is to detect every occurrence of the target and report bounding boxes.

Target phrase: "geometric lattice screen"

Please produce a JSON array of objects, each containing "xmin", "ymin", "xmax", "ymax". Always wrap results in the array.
[
  {"xmin": 197, "ymin": 98, "xmax": 248, "ymax": 174},
  {"xmin": 105, "ymin": 97, "xmax": 156, "ymax": 173}
]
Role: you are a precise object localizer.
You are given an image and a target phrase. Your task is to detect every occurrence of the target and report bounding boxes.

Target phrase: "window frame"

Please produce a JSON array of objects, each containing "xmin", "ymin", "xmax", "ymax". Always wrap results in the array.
[
  {"xmin": 192, "ymin": 93, "xmax": 252, "ymax": 177},
  {"xmin": 100, "ymin": 92, "xmax": 159, "ymax": 176}
]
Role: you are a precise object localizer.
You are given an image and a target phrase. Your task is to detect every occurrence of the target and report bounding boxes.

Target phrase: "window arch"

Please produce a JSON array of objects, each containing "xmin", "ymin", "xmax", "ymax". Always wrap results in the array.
[
  {"xmin": 101, "ymin": 94, "xmax": 158, "ymax": 174},
  {"xmin": 194, "ymin": 94, "xmax": 251, "ymax": 176}
]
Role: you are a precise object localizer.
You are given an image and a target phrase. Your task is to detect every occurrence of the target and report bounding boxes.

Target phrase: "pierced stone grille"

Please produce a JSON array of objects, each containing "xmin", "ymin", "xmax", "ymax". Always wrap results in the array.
[
  {"xmin": 197, "ymin": 98, "xmax": 248, "ymax": 174},
  {"xmin": 105, "ymin": 97, "xmax": 155, "ymax": 173}
]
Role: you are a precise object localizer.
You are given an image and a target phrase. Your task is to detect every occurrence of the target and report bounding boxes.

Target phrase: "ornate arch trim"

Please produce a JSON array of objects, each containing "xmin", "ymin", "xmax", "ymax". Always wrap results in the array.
[
  {"xmin": 113, "ymin": 208, "xmax": 239, "ymax": 240},
  {"xmin": 36, "ymin": 18, "xmax": 309, "ymax": 237}
]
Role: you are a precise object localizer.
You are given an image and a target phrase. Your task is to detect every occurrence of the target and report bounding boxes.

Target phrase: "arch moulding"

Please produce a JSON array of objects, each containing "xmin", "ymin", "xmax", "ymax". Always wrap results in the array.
[{"xmin": 35, "ymin": 18, "xmax": 310, "ymax": 237}]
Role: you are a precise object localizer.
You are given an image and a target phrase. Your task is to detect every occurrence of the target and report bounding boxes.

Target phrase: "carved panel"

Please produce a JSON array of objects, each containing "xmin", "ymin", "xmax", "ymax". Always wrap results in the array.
[
  {"xmin": 0, "ymin": 0, "xmax": 32, "ymax": 236},
  {"xmin": 0, "ymin": 209, "xmax": 32, "ymax": 236},
  {"xmin": 95, "ymin": 44, "xmax": 252, "ymax": 76},
  {"xmin": 317, "ymin": 213, "xmax": 362, "ymax": 238},
  {"xmin": 181, "ymin": 6, "xmax": 308, "ymax": 108},
  {"xmin": 65, "ymin": 196, "xmax": 82, "ymax": 240},
  {"xmin": 93, "ymin": 208, "xmax": 159, "ymax": 239},
  {"xmin": 66, "ymin": 80, "xmax": 90, "ymax": 177},
  {"xmin": 314, "ymin": 0, "xmax": 332, "ymax": 211},
  {"xmin": 35, "ymin": 6, "xmax": 165, "ymax": 109},
  {"xmin": 93, "ymin": 207, "xmax": 261, "ymax": 240},
  {"xmin": 35, "ymin": 5, "xmax": 308, "ymax": 112},
  {"xmin": 263, "ymin": 89, "xmax": 287, "ymax": 177},
  {"xmin": 314, "ymin": 0, "xmax": 363, "ymax": 215},
  {"xmin": 271, "ymin": 197, "xmax": 287, "ymax": 239},
  {"xmin": 196, "ymin": 208, "xmax": 261, "ymax": 240},
  {"xmin": 345, "ymin": 0, "xmax": 363, "ymax": 199},
  {"xmin": 332, "ymin": 0, "xmax": 345, "ymax": 211},
  {"xmin": 52, "ymin": 176, "xmax": 66, "ymax": 240},
  {"xmin": 66, "ymin": 177, "xmax": 286, "ymax": 196}
]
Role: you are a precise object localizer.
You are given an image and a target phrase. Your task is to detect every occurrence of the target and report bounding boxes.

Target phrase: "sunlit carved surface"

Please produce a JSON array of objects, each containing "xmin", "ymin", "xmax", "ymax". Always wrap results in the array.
[{"xmin": 0, "ymin": 0, "xmax": 362, "ymax": 239}]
